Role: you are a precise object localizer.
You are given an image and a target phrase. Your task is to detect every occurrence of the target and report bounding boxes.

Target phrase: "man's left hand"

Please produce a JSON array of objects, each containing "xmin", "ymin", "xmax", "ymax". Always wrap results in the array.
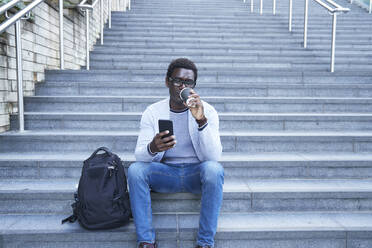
[{"xmin": 185, "ymin": 90, "xmax": 206, "ymax": 123}]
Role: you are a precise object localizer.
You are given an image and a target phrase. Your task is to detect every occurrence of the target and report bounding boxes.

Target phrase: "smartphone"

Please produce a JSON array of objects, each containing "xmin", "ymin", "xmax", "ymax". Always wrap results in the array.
[{"xmin": 158, "ymin": 119, "xmax": 174, "ymax": 138}]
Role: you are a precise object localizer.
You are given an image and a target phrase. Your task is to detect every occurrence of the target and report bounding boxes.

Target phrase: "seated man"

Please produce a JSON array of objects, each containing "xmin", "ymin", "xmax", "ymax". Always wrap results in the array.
[{"xmin": 128, "ymin": 58, "xmax": 224, "ymax": 248}]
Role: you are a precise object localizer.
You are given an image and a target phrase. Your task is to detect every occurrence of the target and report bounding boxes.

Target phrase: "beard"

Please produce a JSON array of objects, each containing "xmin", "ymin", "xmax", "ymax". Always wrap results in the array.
[
  {"xmin": 170, "ymin": 94, "xmax": 186, "ymax": 109},
  {"xmin": 173, "ymin": 95, "xmax": 184, "ymax": 105}
]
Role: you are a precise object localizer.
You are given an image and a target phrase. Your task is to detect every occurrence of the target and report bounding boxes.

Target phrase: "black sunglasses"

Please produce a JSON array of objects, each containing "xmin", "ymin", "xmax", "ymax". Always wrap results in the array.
[{"xmin": 169, "ymin": 77, "xmax": 196, "ymax": 88}]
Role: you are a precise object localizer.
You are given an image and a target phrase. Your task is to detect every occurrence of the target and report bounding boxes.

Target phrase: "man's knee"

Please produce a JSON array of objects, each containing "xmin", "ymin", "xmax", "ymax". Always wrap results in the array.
[
  {"xmin": 200, "ymin": 161, "xmax": 224, "ymax": 185},
  {"xmin": 128, "ymin": 162, "xmax": 149, "ymax": 182}
]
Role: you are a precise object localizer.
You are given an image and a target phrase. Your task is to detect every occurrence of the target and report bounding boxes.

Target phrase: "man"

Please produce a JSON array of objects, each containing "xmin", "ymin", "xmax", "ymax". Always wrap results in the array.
[{"xmin": 128, "ymin": 58, "xmax": 224, "ymax": 248}]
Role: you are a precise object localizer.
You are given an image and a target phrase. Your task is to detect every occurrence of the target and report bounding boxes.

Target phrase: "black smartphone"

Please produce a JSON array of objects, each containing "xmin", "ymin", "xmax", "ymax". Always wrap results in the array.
[{"xmin": 158, "ymin": 119, "xmax": 174, "ymax": 138}]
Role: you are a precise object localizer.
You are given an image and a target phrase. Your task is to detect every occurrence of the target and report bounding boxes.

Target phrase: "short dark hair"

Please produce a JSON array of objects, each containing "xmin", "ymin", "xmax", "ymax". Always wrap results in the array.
[{"xmin": 167, "ymin": 58, "xmax": 198, "ymax": 82}]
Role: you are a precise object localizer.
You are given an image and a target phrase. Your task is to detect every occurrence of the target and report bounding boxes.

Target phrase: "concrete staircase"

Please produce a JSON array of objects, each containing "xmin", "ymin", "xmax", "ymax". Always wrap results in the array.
[{"xmin": 1, "ymin": 0, "xmax": 372, "ymax": 247}]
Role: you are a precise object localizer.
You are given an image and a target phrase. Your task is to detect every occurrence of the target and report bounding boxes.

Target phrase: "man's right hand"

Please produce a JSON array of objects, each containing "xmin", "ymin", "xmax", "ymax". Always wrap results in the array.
[{"xmin": 149, "ymin": 131, "xmax": 177, "ymax": 153}]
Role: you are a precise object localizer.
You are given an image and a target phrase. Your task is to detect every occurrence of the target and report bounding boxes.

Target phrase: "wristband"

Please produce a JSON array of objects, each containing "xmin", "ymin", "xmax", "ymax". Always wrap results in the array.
[
  {"xmin": 147, "ymin": 143, "xmax": 157, "ymax": 156},
  {"xmin": 198, "ymin": 122, "xmax": 208, "ymax": 131},
  {"xmin": 196, "ymin": 116, "xmax": 208, "ymax": 127}
]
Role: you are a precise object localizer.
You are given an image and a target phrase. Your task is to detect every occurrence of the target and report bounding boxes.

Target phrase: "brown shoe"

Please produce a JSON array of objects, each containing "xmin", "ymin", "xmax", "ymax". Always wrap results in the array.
[{"xmin": 139, "ymin": 242, "xmax": 157, "ymax": 248}]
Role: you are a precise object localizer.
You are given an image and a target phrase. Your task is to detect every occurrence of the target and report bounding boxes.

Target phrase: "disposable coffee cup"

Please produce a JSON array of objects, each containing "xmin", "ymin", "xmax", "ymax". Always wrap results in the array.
[{"xmin": 180, "ymin": 88, "xmax": 195, "ymax": 107}]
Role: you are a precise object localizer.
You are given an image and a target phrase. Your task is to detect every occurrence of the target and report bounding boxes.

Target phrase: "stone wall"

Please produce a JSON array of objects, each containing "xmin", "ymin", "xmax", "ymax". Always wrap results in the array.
[{"xmin": 0, "ymin": 0, "xmax": 127, "ymax": 133}]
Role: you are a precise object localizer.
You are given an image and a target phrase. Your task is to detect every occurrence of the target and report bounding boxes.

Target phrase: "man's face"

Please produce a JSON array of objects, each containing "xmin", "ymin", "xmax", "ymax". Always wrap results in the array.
[{"xmin": 166, "ymin": 68, "xmax": 196, "ymax": 105}]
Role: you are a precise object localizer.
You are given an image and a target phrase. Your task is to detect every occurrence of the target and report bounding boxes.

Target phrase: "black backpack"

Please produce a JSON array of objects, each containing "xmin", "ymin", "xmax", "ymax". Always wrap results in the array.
[{"xmin": 62, "ymin": 147, "xmax": 131, "ymax": 229}]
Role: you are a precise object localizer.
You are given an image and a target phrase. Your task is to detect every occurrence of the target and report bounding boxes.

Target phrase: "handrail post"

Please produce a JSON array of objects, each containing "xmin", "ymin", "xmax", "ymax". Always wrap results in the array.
[
  {"xmin": 124, "ymin": 0, "xmax": 127, "ymax": 11},
  {"xmin": 304, "ymin": 0, "xmax": 309, "ymax": 48},
  {"xmin": 330, "ymin": 12, "xmax": 337, "ymax": 72},
  {"xmin": 251, "ymin": 0, "xmax": 254, "ymax": 12},
  {"xmin": 59, "ymin": 0, "xmax": 64, "ymax": 69},
  {"xmin": 260, "ymin": 0, "xmax": 263, "ymax": 14},
  {"xmin": 86, "ymin": 10, "xmax": 90, "ymax": 70},
  {"xmin": 15, "ymin": 20, "xmax": 24, "ymax": 131},
  {"xmin": 100, "ymin": 0, "xmax": 103, "ymax": 45},
  {"xmin": 128, "ymin": 0, "xmax": 131, "ymax": 10},
  {"xmin": 369, "ymin": 0, "xmax": 371, "ymax": 14},
  {"xmin": 289, "ymin": 0, "xmax": 292, "ymax": 31},
  {"xmin": 109, "ymin": 0, "xmax": 112, "ymax": 28},
  {"xmin": 273, "ymin": 0, "xmax": 276, "ymax": 15}
]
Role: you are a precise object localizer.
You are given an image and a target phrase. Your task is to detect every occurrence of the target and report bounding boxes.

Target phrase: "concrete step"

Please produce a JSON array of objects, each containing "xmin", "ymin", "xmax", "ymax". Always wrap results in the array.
[
  {"xmin": 110, "ymin": 10, "xmax": 324, "ymax": 15},
  {"xmin": 93, "ymin": 46, "xmax": 371, "ymax": 57},
  {"xmin": 86, "ymin": 62, "xmax": 292, "ymax": 71},
  {"xmin": 1, "ymin": 130, "xmax": 372, "ymax": 153},
  {"xmin": 98, "ymin": 41, "xmax": 372, "ymax": 50},
  {"xmin": 22, "ymin": 96, "xmax": 372, "ymax": 113},
  {"xmin": 1, "ymin": 152, "xmax": 372, "ymax": 180},
  {"xmin": 108, "ymin": 11, "xmax": 371, "ymax": 20},
  {"xmin": 0, "ymin": 212, "xmax": 371, "ymax": 247},
  {"xmin": 87, "ymin": 64, "xmax": 372, "ymax": 72},
  {"xmin": 88, "ymin": 60, "xmax": 372, "ymax": 71},
  {"xmin": 90, "ymin": 48, "xmax": 372, "ymax": 58},
  {"xmin": 110, "ymin": 15, "xmax": 370, "ymax": 23},
  {"xmin": 107, "ymin": 23, "xmax": 371, "ymax": 34},
  {"xmin": 101, "ymin": 31, "xmax": 371, "ymax": 42},
  {"xmin": 89, "ymin": 54, "xmax": 328, "ymax": 63},
  {"xmin": 44, "ymin": 69, "xmax": 372, "ymax": 84},
  {"xmin": 122, "ymin": 1, "xmax": 356, "ymax": 9},
  {"xmin": 121, "ymin": 0, "xmax": 357, "ymax": 7},
  {"xmin": 1, "ymin": 179, "xmax": 371, "ymax": 214},
  {"xmin": 127, "ymin": 11, "xmax": 364, "ymax": 16},
  {"xmin": 124, "ymin": 6, "xmax": 363, "ymax": 13},
  {"xmin": 106, "ymin": 18, "xmax": 371, "ymax": 27},
  {"xmin": 10, "ymin": 112, "xmax": 372, "ymax": 132},
  {"xmin": 102, "ymin": 29, "xmax": 371, "ymax": 40},
  {"xmin": 35, "ymin": 81, "xmax": 372, "ymax": 97},
  {"xmin": 88, "ymin": 60, "xmax": 372, "ymax": 68},
  {"xmin": 92, "ymin": 45, "xmax": 372, "ymax": 54},
  {"xmin": 105, "ymin": 32, "xmax": 368, "ymax": 41},
  {"xmin": 110, "ymin": 13, "xmax": 371, "ymax": 21},
  {"xmin": 89, "ymin": 50, "xmax": 372, "ymax": 58},
  {"xmin": 126, "ymin": 3, "xmax": 361, "ymax": 10}
]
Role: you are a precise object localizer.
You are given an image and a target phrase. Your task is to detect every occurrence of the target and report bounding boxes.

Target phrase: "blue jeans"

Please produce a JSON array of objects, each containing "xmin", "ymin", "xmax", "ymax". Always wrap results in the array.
[{"xmin": 128, "ymin": 161, "xmax": 224, "ymax": 247}]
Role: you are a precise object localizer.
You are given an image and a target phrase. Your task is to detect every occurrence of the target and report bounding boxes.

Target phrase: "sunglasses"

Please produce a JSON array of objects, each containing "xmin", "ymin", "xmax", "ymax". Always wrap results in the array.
[{"xmin": 169, "ymin": 77, "xmax": 196, "ymax": 88}]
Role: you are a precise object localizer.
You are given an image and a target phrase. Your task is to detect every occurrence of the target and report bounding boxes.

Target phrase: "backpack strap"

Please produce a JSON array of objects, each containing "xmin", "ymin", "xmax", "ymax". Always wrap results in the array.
[
  {"xmin": 61, "ymin": 214, "xmax": 77, "ymax": 224},
  {"xmin": 88, "ymin": 147, "xmax": 112, "ymax": 160},
  {"xmin": 61, "ymin": 200, "xmax": 78, "ymax": 224}
]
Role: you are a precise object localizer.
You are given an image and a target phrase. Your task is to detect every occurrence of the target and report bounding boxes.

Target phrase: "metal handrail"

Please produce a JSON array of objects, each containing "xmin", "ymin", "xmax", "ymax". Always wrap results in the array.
[
  {"xmin": 302, "ymin": 0, "xmax": 350, "ymax": 72},
  {"xmin": 0, "ymin": 0, "xmax": 127, "ymax": 131},
  {"xmin": 77, "ymin": 0, "xmax": 100, "ymax": 9},
  {"xmin": 0, "ymin": 0, "xmax": 45, "ymax": 33},
  {"xmin": 0, "ymin": 0, "xmax": 22, "ymax": 15},
  {"xmin": 61, "ymin": 0, "xmax": 132, "ymax": 70},
  {"xmin": 243, "ymin": 0, "xmax": 277, "ymax": 14},
  {"xmin": 260, "ymin": 0, "xmax": 263, "ymax": 14},
  {"xmin": 289, "ymin": 0, "xmax": 293, "ymax": 31},
  {"xmin": 75, "ymin": 0, "xmax": 110, "ymax": 70},
  {"xmin": 0, "ymin": 0, "xmax": 47, "ymax": 132},
  {"xmin": 350, "ymin": 0, "xmax": 371, "ymax": 14},
  {"xmin": 59, "ymin": 0, "xmax": 64, "ymax": 69},
  {"xmin": 313, "ymin": 0, "xmax": 350, "ymax": 13},
  {"xmin": 289, "ymin": 0, "xmax": 349, "ymax": 32}
]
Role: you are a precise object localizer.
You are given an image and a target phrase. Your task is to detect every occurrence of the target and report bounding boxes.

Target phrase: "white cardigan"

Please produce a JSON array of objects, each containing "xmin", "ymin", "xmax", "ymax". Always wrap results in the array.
[{"xmin": 134, "ymin": 98, "xmax": 222, "ymax": 162}]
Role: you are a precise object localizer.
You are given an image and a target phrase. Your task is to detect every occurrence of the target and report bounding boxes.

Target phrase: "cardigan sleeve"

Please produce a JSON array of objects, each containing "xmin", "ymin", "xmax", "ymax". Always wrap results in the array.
[
  {"xmin": 134, "ymin": 106, "xmax": 164, "ymax": 162},
  {"xmin": 196, "ymin": 103, "xmax": 223, "ymax": 161}
]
